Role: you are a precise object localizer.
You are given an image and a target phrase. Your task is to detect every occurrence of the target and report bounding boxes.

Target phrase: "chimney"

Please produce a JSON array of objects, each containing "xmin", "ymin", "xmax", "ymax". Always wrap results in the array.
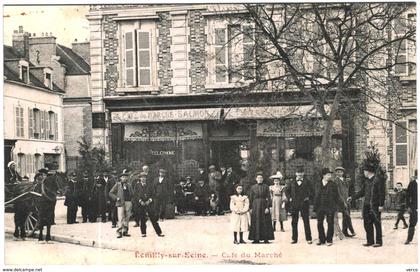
[
  {"xmin": 28, "ymin": 31, "xmax": 57, "ymax": 67},
  {"xmin": 71, "ymin": 40, "xmax": 90, "ymax": 65},
  {"xmin": 12, "ymin": 26, "xmax": 29, "ymax": 58}
]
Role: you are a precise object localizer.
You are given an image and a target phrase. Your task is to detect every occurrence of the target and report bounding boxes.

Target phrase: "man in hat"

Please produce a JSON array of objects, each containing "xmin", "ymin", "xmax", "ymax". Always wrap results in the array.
[
  {"xmin": 314, "ymin": 168, "xmax": 340, "ymax": 246},
  {"xmin": 105, "ymin": 169, "xmax": 118, "ymax": 228},
  {"xmin": 286, "ymin": 166, "xmax": 313, "ymax": 244},
  {"xmin": 64, "ymin": 172, "xmax": 79, "ymax": 224},
  {"xmin": 198, "ymin": 165, "xmax": 209, "ymax": 185},
  {"xmin": 91, "ymin": 173, "xmax": 107, "ymax": 223},
  {"xmin": 131, "ymin": 171, "xmax": 142, "ymax": 227},
  {"xmin": 133, "ymin": 172, "xmax": 165, "ymax": 237},
  {"xmin": 348, "ymin": 163, "xmax": 386, "ymax": 247},
  {"xmin": 208, "ymin": 165, "xmax": 222, "ymax": 203},
  {"xmin": 334, "ymin": 166, "xmax": 356, "ymax": 237},
  {"xmin": 79, "ymin": 171, "xmax": 92, "ymax": 223},
  {"xmin": 6, "ymin": 161, "xmax": 22, "ymax": 184},
  {"xmin": 153, "ymin": 168, "xmax": 173, "ymax": 220},
  {"xmin": 405, "ymin": 170, "xmax": 417, "ymax": 245},
  {"xmin": 142, "ymin": 165, "xmax": 153, "ymax": 185},
  {"xmin": 109, "ymin": 172, "xmax": 133, "ymax": 238}
]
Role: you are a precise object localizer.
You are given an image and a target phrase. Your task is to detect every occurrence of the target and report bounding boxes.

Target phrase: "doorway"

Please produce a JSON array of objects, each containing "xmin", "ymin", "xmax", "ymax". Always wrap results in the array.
[{"xmin": 210, "ymin": 140, "xmax": 244, "ymax": 171}]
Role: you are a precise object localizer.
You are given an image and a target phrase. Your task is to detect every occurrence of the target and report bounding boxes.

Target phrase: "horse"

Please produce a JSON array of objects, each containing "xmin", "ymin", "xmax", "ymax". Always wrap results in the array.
[{"xmin": 33, "ymin": 173, "xmax": 59, "ymax": 242}]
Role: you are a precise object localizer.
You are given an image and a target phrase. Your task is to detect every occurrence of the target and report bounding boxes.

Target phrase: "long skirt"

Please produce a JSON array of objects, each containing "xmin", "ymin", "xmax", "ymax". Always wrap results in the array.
[
  {"xmin": 37, "ymin": 199, "xmax": 56, "ymax": 226},
  {"xmin": 248, "ymin": 198, "xmax": 275, "ymax": 241}
]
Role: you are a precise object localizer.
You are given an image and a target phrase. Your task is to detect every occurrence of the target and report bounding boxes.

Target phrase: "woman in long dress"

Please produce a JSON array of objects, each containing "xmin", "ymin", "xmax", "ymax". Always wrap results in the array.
[
  {"xmin": 248, "ymin": 172, "xmax": 275, "ymax": 243},
  {"xmin": 269, "ymin": 171, "xmax": 287, "ymax": 232}
]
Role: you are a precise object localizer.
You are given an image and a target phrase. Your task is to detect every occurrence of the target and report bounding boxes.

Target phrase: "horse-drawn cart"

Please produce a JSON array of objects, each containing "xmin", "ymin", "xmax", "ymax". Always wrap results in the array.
[{"xmin": 5, "ymin": 182, "xmax": 42, "ymax": 237}]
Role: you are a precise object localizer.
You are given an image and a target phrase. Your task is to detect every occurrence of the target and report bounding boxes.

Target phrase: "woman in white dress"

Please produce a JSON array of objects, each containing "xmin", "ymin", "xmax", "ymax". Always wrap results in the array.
[
  {"xmin": 230, "ymin": 184, "xmax": 250, "ymax": 244},
  {"xmin": 269, "ymin": 171, "xmax": 288, "ymax": 232}
]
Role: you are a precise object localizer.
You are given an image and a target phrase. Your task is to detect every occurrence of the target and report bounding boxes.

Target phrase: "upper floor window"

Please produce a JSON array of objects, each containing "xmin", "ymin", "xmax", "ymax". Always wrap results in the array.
[
  {"xmin": 29, "ymin": 108, "xmax": 58, "ymax": 141},
  {"xmin": 15, "ymin": 106, "xmax": 24, "ymax": 138},
  {"xmin": 19, "ymin": 60, "xmax": 29, "ymax": 84},
  {"xmin": 394, "ymin": 12, "xmax": 416, "ymax": 77},
  {"xmin": 208, "ymin": 20, "xmax": 255, "ymax": 86},
  {"xmin": 120, "ymin": 20, "xmax": 157, "ymax": 90}
]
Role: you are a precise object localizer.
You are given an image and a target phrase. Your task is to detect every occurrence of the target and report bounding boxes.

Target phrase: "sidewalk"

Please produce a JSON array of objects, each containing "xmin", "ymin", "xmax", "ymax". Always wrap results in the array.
[{"xmin": 4, "ymin": 199, "xmax": 418, "ymax": 264}]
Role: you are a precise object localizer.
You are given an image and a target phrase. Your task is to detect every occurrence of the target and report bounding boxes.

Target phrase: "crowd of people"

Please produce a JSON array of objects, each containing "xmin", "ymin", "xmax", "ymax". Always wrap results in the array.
[{"xmin": 6, "ymin": 160, "xmax": 418, "ymax": 247}]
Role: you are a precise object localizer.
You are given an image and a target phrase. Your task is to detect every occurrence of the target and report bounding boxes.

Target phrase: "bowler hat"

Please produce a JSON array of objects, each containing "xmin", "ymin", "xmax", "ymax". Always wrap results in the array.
[
  {"xmin": 321, "ymin": 168, "xmax": 333, "ymax": 176},
  {"xmin": 119, "ymin": 172, "xmax": 129, "ymax": 178},
  {"xmin": 38, "ymin": 168, "xmax": 49, "ymax": 175},
  {"xmin": 296, "ymin": 166, "xmax": 305, "ymax": 173},
  {"xmin": 363, "ymin": 163, "xmax": 376, "ymax": 173}
]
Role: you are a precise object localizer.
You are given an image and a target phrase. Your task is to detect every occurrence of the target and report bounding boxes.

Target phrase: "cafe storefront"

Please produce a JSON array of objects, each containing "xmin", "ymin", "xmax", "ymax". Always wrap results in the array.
[{"xmin": 109, "ymin": 104, "xmax": 350, "ymax": 181}]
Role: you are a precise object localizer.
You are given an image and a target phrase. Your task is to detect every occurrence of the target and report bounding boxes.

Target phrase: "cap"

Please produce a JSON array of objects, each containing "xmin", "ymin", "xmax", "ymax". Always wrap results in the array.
[
  {"xmin": 255, "ymin": 171, "xmax": 264, "ymax": 177},
  {"xmin": 70, "ymin": 172, "xmax": 77, "ymax": 177},
  {"xmin": 159, "ymin": 168, "xmax": 167, "ymax": 173},
  {"xmin": 209, "ymin": 165, "xmax": 216, "ymax": 170},
  {"xmin": 119, "ymin": 172, "xmax": 129, "ymax": 178},
  {"xmin": 334, "ymin": 166, "xmax": 345, "ymax": 172},
  {"xmin": 296, "ymin": 166, "xmax": 305, "ymax": 174}
]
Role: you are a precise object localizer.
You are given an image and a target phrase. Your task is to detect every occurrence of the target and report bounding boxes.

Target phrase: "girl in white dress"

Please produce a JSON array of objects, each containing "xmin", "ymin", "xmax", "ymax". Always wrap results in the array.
[{"xmin": 230, "ymin": 184, "xmax": 250, "ymax": 244}]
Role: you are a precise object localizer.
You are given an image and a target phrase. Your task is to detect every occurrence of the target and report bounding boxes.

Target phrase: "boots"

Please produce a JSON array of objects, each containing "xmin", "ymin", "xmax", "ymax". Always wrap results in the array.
[
  {"xmin": 233, "ymin": 232, "xmax": 239, "ymax": 244},
  {"xmin": 239, "ymin": 232, "xmax": 246, "ymax": 244}
]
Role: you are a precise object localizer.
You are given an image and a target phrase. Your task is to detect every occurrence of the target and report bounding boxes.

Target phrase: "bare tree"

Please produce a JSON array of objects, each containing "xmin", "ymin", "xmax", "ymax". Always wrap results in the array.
[{"xmin": 208, "ymin": 3, "xmax": 415, "ymax": 169}]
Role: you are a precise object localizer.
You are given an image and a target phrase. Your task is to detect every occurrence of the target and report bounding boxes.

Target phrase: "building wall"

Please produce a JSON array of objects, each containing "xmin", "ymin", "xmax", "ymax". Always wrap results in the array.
[
  {"xmin": 63, "ymin": 103, "xmax": 92, "ymax": 172},
  {"xmin": 65, "ymin": 75, "xmax": 91, "ymax": 98},
  {"xmin": 4, "ymin": 81, "xmax": 65, "ymax": 179}
]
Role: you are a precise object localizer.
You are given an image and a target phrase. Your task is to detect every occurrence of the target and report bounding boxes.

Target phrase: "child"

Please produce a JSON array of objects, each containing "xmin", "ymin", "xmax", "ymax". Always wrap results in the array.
[
  {"xmin": 230, "ymin": 184, "xmax": 250, "ymax": 244},
  {"xmin": 394, "ymin": 182, "xmax": 408, "ymax": 229},
  {"xmin": 194, "ymin": 179, "xmax": 210, "ymax": 216},
  {"xmin": 269, "ymin": 171, "xmax": 287, "ymax": 232}
]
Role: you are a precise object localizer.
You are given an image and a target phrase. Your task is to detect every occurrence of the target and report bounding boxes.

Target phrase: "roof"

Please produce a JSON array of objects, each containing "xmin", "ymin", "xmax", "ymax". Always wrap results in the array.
[
  {"xmin": 4, "ymin": 45, "xmax": 20, "ymax": 59},
  {"xmin": 4, "ymin": 45, "xmax": 64, "ymax": 93},
  {"xmin": 56, "ymin": 44, "xmax": 90, "ymax": 75}
]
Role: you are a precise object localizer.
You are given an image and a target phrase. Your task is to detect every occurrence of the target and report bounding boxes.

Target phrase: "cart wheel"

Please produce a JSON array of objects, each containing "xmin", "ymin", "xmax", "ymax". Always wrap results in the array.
[{"xmin": 25, "ymin": 207, "xmax": 39, "ymax": 237}]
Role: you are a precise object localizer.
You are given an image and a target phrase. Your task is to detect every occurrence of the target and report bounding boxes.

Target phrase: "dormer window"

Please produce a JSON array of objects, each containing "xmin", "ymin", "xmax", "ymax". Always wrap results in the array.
[
  {"xmin": 19, "ymin": 60, "xmax": 29, "ymax": 84},
  {"xmin": 45, "ymin": 72, "xmax": 52, "ymax": 89}
]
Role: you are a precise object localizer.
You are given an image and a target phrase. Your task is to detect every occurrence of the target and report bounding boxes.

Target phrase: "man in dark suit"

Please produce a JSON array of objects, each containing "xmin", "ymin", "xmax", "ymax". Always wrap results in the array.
[
  {"xmin": 78, "ymin": 171, "xmax": 91, "ymax": 223},
  {"xmin": 133, "ymin": 172, "xmax": 165, "ymax": 237},
  {"xmin": 286, "ymin": 166, "xmax": 313, "ymax": 244},
  {"xmin": 64, "ymin": 172, "xmax": 79, "ymax": 224},
  {"xmin": 405, "ymin": 170, "xmax": 417, "ymax": 245},
  {"xmin": 348, "ymin": 163, "xmax": 386, "ymax": 247},
  {"xmin": 315, "ymin": 168, "xmax": 340, "ymax": 246},
  {"xmin": 104, "ymin": 170, "xmax": 118, "ymax": 228},
  {"xmin": 153, "ymin": 169, "xmax": 173, "ymax": 220},
  {"xmin": 334, "ymin": 166, "xmax": 356, "ymax": 237}
]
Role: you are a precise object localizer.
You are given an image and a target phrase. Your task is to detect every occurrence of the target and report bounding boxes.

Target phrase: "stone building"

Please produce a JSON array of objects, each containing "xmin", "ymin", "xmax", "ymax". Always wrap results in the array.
[
  {"xmin": 3, "ymin": 26, "xmax": 91, "ymax": 178},
  {"xmin": 86, "ymin": 4, "xmax": 416, "ymax": 191}
]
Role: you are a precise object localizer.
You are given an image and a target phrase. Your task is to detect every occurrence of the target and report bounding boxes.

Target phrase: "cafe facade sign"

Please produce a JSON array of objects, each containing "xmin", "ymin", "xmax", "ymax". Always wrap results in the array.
[{"xmin": 111, "ymin": 105, "xmax": 321, "ymax": 123}]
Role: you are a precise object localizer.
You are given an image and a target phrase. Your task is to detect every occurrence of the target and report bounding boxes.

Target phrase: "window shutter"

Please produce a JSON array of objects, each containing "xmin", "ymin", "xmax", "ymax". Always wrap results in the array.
[
  {"xmin": 28, "ymin": 108, "xmax": 33, "ymax": 138},
  {"xmin": 137, "ymin": 30, "xmax": 152, "ymax": 86},
  {"xmin": 40, "ymin": 111, "xmax": 45, "ymax": 139},
  {"xmin": 124, "ymin": 31, "xmax": 137, "ymax": 87},
  {"xmin": 15, "ymin": 107, "xmax": 20, "ymax": 137},
  {"xmin": 242, "ymin": 25, "xmax": 255, "ymax": 81},
  {"xmin": 55, "ymin": 113, "xmax": 58, "ymax": 141},
  {"xmin": 215, "ymin": 27, "xmax": 228, "ymax": 83},
  {"xmin": 20, "ymin": 107, "xmax": 24, "ymax": 137}
]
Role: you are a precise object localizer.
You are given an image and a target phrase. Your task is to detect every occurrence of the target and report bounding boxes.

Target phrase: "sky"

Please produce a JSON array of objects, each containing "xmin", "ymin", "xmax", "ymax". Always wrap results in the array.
[{"xmin": 3, "ymin": 5, "xmax": 90, "ymax": 47}]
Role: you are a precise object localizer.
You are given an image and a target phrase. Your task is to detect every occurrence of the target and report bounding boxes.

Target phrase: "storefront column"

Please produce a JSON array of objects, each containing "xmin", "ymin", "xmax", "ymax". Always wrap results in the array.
[{"xmin": 202, "ymin": 122, "xmax": 209, "ymax": 168}]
